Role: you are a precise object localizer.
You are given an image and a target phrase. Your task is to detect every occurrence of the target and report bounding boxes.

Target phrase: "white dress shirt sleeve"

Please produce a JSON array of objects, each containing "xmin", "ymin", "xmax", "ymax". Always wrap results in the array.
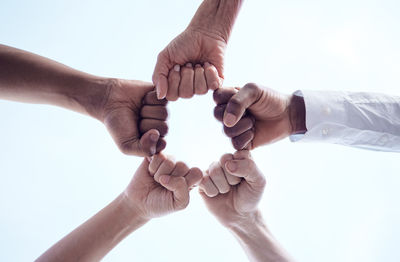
[{"xmin": 290, "ymin": 90, "xmax": 400, "ymax": 152}]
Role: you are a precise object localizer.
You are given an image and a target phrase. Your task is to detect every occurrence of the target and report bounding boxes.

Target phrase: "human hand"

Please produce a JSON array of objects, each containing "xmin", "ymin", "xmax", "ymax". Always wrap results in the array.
[
  {"xmin": 199, "ymin": 150, "xmax": 266, "ymax": 228},
  {"xmin": 100, "ymin": 79, "xmax": 168, "ymax": 156},
  {"xmin": 164, "ymin": 62, "xmax": 220, "ymax": 101},
  {"xmin": 124, "ymin": 154, "xmax": 202, "ymax": 219},
  {"xmin": 153, "ymin": 27, "xmax": 225, "ymax": 100},
  {"xmin": 213, "ymin": 83, "xmax": 305, "ymax": 150}
]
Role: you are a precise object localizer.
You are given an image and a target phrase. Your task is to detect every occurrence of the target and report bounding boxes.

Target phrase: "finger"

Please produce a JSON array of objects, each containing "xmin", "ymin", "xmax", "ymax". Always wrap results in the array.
[
  {"xmin": 214, "ymin": 104, "xmax": 226, "ymax": 122},
  {"xmin": 223, "ymin": 117, "xmax": 254, "ymax": 138},
  {"xmin": 149, "ymin": 153, "xmax": 167, "ymax": 175},
  {"xmin": 143, "ymin": 90, "xmax": 168, "ymax": 105},
  {"xmin": 233, "ymin": 149, "xmax": 252, "ymax": 160},
  {"xmin": 194, "ymin": 64, "xmax": 207, "ymax": 95},
  {"xmin": 171, "ymin": 161, "xmax": 190, "ymax": 177},
  {"xmin": 155, "ymin": 138, "xmax": 167, "ymax": 154},
  {"xmin": 167, "ymin": 65, "xmax": 181, "ymax": 101},
  {"xmin": 139, "ymin": 119, "xmax": 168, "ymax": 137},
  {"xmin": 204, "ymin": 62, "xmax": 221, "ymax": 91},
  {"xmin": 224, "ymin": 83, "xmax": 262, "ymax": 127},
  {"xmin": 138, "ymin": 129, "xmax": 161, "ymax": 156},
  {"xmin": 225, "ymin": 155, "xmax": 265, "ymax": 186},
  {"xmin": 154, "ymin": 156, "xmax": 175, "ymax": 183},
  {"xmin": 185, "ymin": 167, "xmax": 203, "ymax": 188},
  {"xmin": 219, "ymin": 153, "xmax": 241, "ymax": 186},
  {"xmin": 153, "ymin": 51, "xmax": 173, "ymax": 99},
  {"xmin": 140, "ymin": 105, "xmax": 168, "ymax": 120},
  {"xmin": 199, "ymin": 175, "xmax": 219, "ymax": 197},
  {"xmin": 232, "ymin": 129, "xmax": 254, "ymax": 150},
  {"xmin": 213, "ymin": 87, "xmax": 236, "ymax": 105},
  {"xmin": 159, "ymin": 175, "xmax": 189, "ymax": 210},
  {"xmin": 104, "ymin": 108, "xmax": 147, "ymax": 156},
  {"xmin": 156, "ymin": 76, "xmax": 168, "ymax": 100},
  {"xmin": 208, "ymin": 162, "xmax": 230, "ymax": 194},
  {"xmin": 179, "ymin": 63, "xmax": 194, "ymax": 98}
]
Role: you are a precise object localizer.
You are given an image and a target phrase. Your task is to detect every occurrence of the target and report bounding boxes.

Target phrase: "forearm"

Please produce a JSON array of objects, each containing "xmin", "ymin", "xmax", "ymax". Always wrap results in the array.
[
  {"xmin": 228, "ymin": 211, "xmax": 294, "ymax": 262},
  {"xmin": 0, "ymin": 44, "xmax": 110, "ymax": 120},
  {"xmin": 36, "ymin": 194, "xmax": 148, "ymax": 262},
  {"xmin": 188, "ymin": 0, "xmax": 244, "ymax": 42}
]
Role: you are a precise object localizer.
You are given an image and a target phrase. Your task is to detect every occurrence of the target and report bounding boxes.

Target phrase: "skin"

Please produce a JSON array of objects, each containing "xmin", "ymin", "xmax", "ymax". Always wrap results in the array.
[
  {"xmin": 36, "ymin": 154, "xmax": 202, "ymax": 262},
  {"xmin": 213, "ymin": 83, "xmax": 296, "ymax": 150},
  {"xmin": 199, "ymin": 150, "xmax": 294, "ymax": 262},
  {"xmin": 153, "ymin": 0, "xmax": 244, "ymax": 100},
  {"xmin": 0, "ymin": 44, "xmax": 167, "ymax": 156}
]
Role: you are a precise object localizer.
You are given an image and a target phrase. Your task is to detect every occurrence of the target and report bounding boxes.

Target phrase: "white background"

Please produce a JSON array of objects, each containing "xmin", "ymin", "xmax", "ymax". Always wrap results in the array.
[{"xmin": 0, "ymin": 0, "xmax": 399, "ymax": 261}]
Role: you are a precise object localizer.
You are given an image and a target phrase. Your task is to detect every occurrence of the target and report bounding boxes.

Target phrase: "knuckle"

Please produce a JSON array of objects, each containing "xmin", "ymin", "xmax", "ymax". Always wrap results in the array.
[
  {"xmin": 213, "ymin": 106, "xmax": 224, "ymax": 121},
  {"xmin": 176, "ymin": 161, "xmax": 187, "ymax": 170},
  {"xmin": 190, "ymin": 167, "xmax": 202, "ymax": 176},
  {"xmin": 242, "ymin": 83, "xmax": 261, "ymax": 100},
  {"xmin": 232, "ymin": 139, "xmax": 245, "ymax": 150},
  {"xmin": 179, "ymin": 197, "xmax": 190, "ymax": 210},
  {"xmin": 223, "ymin": 126, "xmax": 236, "ymax": 138},
  {"xmin": 159, "ymin": 107, "xmax": 169, "ymax": 119},
  {"xmin": 213, "ymin": 89, "xmax": 222, "ymax": 102},
  {"xmin": 220, "ymin": 153, "xmax": 233, "ymax": 163},
  {"xmin": 160, "ymin": 123, "xmax": 169, "ymax": 136},
  {"xmin": 165, "ymin": 159, "xmax": 175, "ymax": 169},
  {"xmin": 259, "ymin": 176, "xmax": 267, "ymax": 187},
  {"xmin": 119, "ymin": 143, "xmax": 132, "ymax": 155}
]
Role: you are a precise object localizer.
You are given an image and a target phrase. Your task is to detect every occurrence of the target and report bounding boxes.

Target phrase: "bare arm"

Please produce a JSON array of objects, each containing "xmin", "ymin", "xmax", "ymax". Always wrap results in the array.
[
  {"xmin": 153, "ymin": 0, "xmax": 244, "ymax": 100},
  {"xmin": 0, "ymin": 44, "xmax": 168, "ymax": 156},
  {"xmin": 200, "ymin": 150, "xmax": 294, "ymax": 262},
  {"xmin": 36, "ymin": 194, "xmax": 148, "ymax": 262},
  {"xmin": 228, "ymin": 211, "xmax": 293, "ymax": 262},
  {"xmin": 36, "ymin": 156, "xmax": 202, "ymax": 261},
  {"xmin": 0, "ymin": 44, "xmax": 108, "ymax": 119},
  {"xmin": 188, "ymin": 0, "xmax": 244, "ymax": 43}
]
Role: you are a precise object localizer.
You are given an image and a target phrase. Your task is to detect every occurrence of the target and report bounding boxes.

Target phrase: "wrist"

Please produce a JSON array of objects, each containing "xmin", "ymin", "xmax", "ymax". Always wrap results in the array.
[
  {"xmin": 63, "ymin": 76, "xmax": 113, "ymax": 122},
  {"xmin": 117, "ymin": 193, "xmax": 150, "ymax": 228},
  {"xmin": 288, "ymin": 93, "xmax": 307, "ymax": 135},
  {"xmin": 188, "ymin": 0, "xmax": 243, "ymax": 43},
  {"xmin": 226, "ymin": 210, "xmax": 265, "ymax": 232},
  {"xmin": 228, "ymin": 210, "xmax": 294, "ymax": 262}
]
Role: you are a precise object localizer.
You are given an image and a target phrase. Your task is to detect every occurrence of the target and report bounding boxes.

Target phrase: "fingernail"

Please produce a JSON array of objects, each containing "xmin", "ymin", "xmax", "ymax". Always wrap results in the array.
[
  {"xmin": 150, "ymin": 146, "xmax": 156, "ymax": 156},
  {"xmin": 186, "ymin": 63, "xmax": 192, "ymax": 68},
  {"xmin": 195, "ymin": 64, "xmax": 201, "ymax": 68},
  {"xmin": 204, "ymin": 62, "xmax": 210, "ymax": 67},
  {"xmin": 160, "ymin": 175, "xmax": 170, "ymax": 184},
  {"xmin": 226, "ymin": 161, "xmax": 237, "ymax": 172},
  {"xmin": 150, "ymin": 133, "xmax": 159, "ymax": 142},
  {"xmin": 225, "ymin": 113, "xmax": 237, "ymax": 126},
  {"xmin": 174, "ymin": 64, "xmax": 180, "ymax": 72},
  {"xmin": 156, "ymin": 86, "xmax": 161, "ymax": 99}
]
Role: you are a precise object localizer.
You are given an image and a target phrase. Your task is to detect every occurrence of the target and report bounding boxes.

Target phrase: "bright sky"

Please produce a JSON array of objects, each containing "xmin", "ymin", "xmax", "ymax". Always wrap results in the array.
[{"xmin": 0, "ymin": 0, "xmax": 399, "ymax": 261}]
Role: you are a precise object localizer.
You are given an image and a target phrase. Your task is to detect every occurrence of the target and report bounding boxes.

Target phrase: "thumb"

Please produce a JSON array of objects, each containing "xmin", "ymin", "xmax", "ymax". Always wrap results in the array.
[
  {"xmin": 223, "ymin": 83, "xmax": 262, "ymax": 127},
  {"xmin": 159, "ymin": 175, "xmax": 190, "ymax": 210},
  {"xmin": 224, "ymin": 158, "xmax": 264, "ymax": 186},
  {"xmin": 153, "ymin": 51, "xmax": 172, "ymax": 99},
  {"xmin": 139, "ymin": 129, "xmax": 161, "ymax": 156}
]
